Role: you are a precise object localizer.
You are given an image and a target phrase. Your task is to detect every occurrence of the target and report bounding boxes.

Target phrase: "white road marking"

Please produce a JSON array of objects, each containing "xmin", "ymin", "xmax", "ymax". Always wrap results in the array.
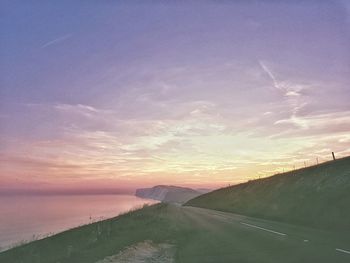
[
  {"xmin": 336, "ymin": 248, "xmax": 350, "ymax": 255},
  {"xmin": 240, "ymin": 222, "xmax": 287, "ymax": 236}
]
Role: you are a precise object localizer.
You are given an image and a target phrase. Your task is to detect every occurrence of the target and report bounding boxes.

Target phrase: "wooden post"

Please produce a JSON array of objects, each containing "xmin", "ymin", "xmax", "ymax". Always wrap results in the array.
[
  {"xmin": 332, "ymin": 152, "xmax": 336, "ymax": 160},
  {"xmin": 316, "ymin": 157, "xmax": 319, "ymax": 165}
]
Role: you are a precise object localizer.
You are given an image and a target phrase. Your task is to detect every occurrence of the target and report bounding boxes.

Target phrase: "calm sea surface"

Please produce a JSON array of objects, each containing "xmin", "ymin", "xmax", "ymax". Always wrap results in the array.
[{"xmin": 0, "ymin": 194, "xmax": 157, "ymax": 251}]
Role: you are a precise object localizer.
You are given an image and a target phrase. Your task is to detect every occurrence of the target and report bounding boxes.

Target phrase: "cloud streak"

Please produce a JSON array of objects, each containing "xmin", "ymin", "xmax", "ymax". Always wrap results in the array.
[
  {"xmin": 41, "ymin": 34, "xmax": 72, "ymax": 48},
  {"xmin": 259, "ymin": 60, "xmax": 282, "ymax": 91}
]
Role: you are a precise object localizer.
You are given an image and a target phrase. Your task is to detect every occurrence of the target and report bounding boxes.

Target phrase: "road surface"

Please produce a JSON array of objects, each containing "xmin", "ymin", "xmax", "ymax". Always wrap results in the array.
[{"xmin": 169, "ymin": 205, "xmax": 350, "ymax": 263}]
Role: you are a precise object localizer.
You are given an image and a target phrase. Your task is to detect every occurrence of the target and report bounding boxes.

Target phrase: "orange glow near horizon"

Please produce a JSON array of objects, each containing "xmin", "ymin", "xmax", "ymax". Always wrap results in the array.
[{"xmin": 1, "ymin": 121, "xmax": 349, "ymax": 192}]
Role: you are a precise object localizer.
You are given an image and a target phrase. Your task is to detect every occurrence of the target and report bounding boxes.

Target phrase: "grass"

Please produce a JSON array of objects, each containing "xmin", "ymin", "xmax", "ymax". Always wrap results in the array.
[
  {"xmin": 186, "ymin": 156, "xmax": 350, "ymax": 232},
  {"xmin": 0, "ymin": 204, "xmax": 193, "ymax": 263}
]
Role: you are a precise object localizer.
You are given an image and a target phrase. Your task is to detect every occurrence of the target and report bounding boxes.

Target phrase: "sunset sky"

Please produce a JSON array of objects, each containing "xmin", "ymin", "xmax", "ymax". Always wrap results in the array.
[{"xmin": 1, "ymin": 1, "xmax": 350, "ymax": 193}]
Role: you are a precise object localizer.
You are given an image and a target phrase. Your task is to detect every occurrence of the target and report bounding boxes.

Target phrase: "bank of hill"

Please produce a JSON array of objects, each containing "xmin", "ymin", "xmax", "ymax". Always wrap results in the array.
[{"xmin": 186, "ymin": 156, "xmax": 350, "ymax": 232}]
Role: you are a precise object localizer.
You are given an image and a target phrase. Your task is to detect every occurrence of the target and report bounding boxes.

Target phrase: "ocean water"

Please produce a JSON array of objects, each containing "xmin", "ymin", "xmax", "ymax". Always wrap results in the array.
[{"xmin": 0, "ymin": 194, "xmax": 157, "ymax": 251}]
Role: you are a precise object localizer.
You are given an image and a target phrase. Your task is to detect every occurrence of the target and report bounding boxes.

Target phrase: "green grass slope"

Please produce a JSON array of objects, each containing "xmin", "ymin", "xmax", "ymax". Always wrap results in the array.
[
  {"xmin": 0, "ymin": 204, "xmax": 191, "ymax": 263},
  {"xmin": 186, "ymin": 156, "xmax": 350, "ymax": 232}
]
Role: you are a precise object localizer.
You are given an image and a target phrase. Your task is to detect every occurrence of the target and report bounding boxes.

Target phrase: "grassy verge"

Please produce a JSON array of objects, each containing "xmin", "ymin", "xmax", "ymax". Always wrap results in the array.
[
  {"xmin": 0, "ymin": 204, "xmax": 192, "ymax": 263},
  {"xmin": 186, "ymin": 156, "xmax": 350, "ymax": 232}
]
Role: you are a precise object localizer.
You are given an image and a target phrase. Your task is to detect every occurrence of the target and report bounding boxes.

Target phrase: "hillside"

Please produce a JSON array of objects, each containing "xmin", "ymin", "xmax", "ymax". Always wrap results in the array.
[
  {"xmin": 186, "ymin": 156, "xmax": 350, "ymax": 232},
  {"xmin": 135, "ymin": 185, "xmax": 203, "ymax": 203}
]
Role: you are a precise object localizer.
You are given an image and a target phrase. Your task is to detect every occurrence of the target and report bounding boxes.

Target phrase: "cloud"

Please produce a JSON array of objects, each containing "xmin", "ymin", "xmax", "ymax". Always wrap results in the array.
[
  {"xmin": 258, "ymin": 60, "xmax": 309, "ymax": 97},
  {"xmin": 258, "ymin": 60, "xmax": 315, "ymax": 132},
  {"xmin": 2, "ymin": 101, "xmax": 350, "ymax": 188},
  {"xmin": 259, "ymin": 60, "xmax": 282, "ymax": 91},
  {"xmin": 41, "ymin": 34, "xmax": 72, "ymax": 48},
  {"xmin": 53, "ymin": 103, "xmax": 114, "ymax": 119},
  {"xmin": 285, "ymin": 91, "xmax": 301, "ymax": 97},
  {"xmin": 54, "ymin": 103, "xmax": 99, "ymax": 113},
  {"xmin": 1, "ymin": 58, "xmax": 349, "ymax": 190},
  {"xmin": 272, "ymin": 111, "xmax": 350, "ymax": 137},
  {"xmin": 274, "ymin": 115, "xmax": 309, "ymax": 129}
]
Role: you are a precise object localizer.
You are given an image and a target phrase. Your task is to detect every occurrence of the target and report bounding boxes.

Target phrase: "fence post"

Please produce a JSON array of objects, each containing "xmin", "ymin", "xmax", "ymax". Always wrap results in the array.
[{"xmin": 332, "ymin": 152, "xmax": 336, "ymax": 161}]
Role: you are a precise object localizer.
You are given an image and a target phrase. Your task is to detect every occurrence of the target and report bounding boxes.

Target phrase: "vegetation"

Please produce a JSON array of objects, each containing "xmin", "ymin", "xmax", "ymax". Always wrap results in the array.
[
  {"xmin": 0, "ymin": 204, "xmax": 190, "ymax": 263},
  {"xmin": 186, "ymin": 156, "xmax": 350, "ymax": 232}
]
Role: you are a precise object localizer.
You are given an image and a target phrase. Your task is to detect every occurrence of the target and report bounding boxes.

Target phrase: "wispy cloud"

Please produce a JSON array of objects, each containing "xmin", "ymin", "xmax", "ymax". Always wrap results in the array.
[
  {"xmin": 259, "ymin": 60, "xmax": 282, "ymax": 91},
  {"xmin": 259, "ymin": 60, "xmax": 307, "ymax": 97},
  {"xmin": 273, "ymin": 111, "xmax": 350, "ymax": 136},
  {"xmin": 258, "ymin": 60, "xmax": 313, "ymax": 130},
  {"xmin": 41, "ymin": 34, "xmax": 72, "ymax": 48},
  {"xmin": 2, "ymin": 97, "xmax": 350, "ymax": 189}
]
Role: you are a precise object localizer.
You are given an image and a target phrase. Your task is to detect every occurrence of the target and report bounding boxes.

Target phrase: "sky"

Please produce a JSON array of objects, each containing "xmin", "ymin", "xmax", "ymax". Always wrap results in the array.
[{"xmin": 1, "ymin": 1, "xmax": 350, "ymax": 193}]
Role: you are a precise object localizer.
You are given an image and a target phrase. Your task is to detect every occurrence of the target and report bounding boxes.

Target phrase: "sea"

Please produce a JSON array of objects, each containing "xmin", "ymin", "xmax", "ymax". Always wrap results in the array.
[{"xmin": 0, "ymin": 194, "xmax": 157, "ymax": 251}]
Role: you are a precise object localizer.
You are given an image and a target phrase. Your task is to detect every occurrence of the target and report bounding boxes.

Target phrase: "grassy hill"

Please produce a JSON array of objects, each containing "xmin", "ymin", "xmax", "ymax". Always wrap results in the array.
[{"xmin": 186, "ymin": 156, "xmax": 350, "ymax": 232}]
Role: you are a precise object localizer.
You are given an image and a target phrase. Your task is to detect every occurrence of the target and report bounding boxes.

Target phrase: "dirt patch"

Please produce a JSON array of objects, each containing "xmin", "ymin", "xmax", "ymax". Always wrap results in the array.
[{"xmin": 96, "ymin": 240, "xmax": 175, "ymax": 263}]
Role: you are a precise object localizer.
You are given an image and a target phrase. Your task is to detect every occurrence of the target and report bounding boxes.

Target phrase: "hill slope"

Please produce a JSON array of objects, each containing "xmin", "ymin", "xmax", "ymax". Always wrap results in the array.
[
  {"xmin": 135, "ymin": 185, "xmax": 202, "ymax": 203},
  {"xmin": 186, "ymin": 156, "xmax": 350, "ymax": 232}
]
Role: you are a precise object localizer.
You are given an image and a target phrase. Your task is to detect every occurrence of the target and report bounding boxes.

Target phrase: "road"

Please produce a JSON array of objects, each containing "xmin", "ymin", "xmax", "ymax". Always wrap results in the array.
[{"xmin": 170, "ymin": 205, "xmax": 350, "ymax": 263}]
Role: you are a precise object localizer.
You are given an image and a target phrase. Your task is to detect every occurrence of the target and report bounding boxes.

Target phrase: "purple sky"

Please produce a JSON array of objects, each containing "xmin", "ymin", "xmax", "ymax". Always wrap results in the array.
[{"xmin": 1, "ymin": 1, "xmax": 350, "ymax": 192}]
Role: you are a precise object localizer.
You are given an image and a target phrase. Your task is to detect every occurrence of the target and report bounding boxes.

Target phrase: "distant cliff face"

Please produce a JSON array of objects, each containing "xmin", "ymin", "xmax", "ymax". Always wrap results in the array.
[{"xmin": 135, "ymin": 185, "xmax": 205, "ymax": 204}]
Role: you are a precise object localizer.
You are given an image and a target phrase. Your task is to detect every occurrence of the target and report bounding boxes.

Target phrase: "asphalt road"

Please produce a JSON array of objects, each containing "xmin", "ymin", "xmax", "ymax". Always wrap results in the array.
[{"xmin": 172, "ymin": 205, "xmax": 350, "ymax": 263}]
